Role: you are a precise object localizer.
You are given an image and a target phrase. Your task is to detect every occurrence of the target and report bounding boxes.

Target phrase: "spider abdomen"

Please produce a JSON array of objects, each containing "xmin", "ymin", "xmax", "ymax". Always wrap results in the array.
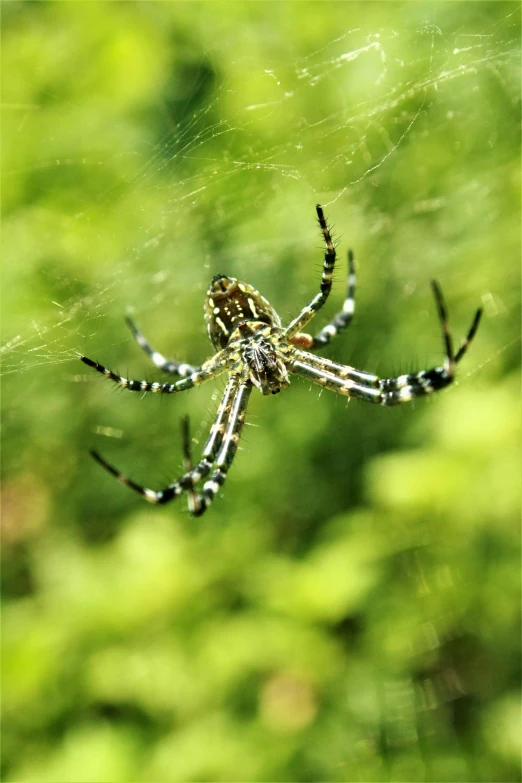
[{"xmin": 205, "ymin": 275, "xmax": 281, "ymax": 349}]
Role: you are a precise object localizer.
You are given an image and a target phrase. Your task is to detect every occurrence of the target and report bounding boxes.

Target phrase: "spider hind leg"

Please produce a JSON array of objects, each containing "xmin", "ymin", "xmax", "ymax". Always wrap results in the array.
[
  {"xmin": 88, "ymin": 373, "xmax": 244, "ymax": 513},
  {"xmin": 190, "ymin": 376, "xmax": 252, "ymax": 516},
  {"xmin": 90, "ymin": 449, "xmax": 171, "ymax": 503},
  {"xmin": 180, "ymin": 415, "xmax": 199, "ymax": 514}
]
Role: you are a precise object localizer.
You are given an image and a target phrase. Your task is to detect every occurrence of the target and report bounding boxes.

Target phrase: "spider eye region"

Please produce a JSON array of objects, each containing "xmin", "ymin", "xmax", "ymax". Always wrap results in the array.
[{"xmin": 242, "ymin": 334, "xmax": 290, "ymax": 396}]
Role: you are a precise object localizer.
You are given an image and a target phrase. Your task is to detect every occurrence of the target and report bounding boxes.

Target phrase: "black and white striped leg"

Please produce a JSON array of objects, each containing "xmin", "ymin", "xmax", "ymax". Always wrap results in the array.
[
  {"xmin": 292, "ymin": 360, "xmax": 383, "ymax": 403},
  {"xmin": 438, "ymin": 282, "xmax": 482, "ymax": 364},
  {"xmin": 180, "ymin": 415, "xmax": 197, "ymax": 511},
  {"xmin": 80, "ymin": 351, "xmax": 228, "ymax": 394},
  {"xmin": 283, "ymin": 204, "xmax": 337, "ymax": 340},
  {"xmin": 292, "ymin": 358, "xmax": 452, "ymax": 406},
  {"xmin": 89, "ymin": 374, "xmax": 241, "ymax": 505},
  {"xmin": 126, "ymin": 316, "xmax": 200, "ymax": 377},
  {"xmin": 293, "ymin": 349, "xmax": 380, "ymax": 387},
  {"xmin": 292, "ymin": 281, "xmax": 483, "ymax": 406},
  {"xmin": 189, "ymin": 375, "xmax": 252, "ymax": 516},
  {"xmin": 377, "ymin": 281, "xmax": 482, "ymax": 403},
  {"xmin": 312, "ymin": 249, "xmax": 356, "ymax": 348},
  {"xmin": 177, "ymin": 373, "xmax": 241, "ymax": 495}
]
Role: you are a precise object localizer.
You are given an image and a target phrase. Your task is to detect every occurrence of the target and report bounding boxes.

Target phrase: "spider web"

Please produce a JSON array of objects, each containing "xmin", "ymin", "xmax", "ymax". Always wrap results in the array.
[{"xmin": 2, "ymin": 5, "xmax": 519, "ymax": 384}]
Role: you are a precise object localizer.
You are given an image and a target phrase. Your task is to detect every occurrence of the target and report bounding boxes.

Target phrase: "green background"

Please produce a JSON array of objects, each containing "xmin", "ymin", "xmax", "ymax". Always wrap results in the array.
[{"xmin": 2, "ymin": 2, "xmax": 520, "ymax": 781}]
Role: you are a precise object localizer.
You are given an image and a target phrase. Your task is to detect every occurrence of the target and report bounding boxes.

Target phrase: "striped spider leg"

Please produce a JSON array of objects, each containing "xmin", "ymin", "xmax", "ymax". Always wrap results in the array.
[
  {"xmin": 289, "ymin": 280, "xmax": 482, "ymax": 405},
  {"xmin": 80, "ymin": 347, "xmax": 229, "ymax": 395},
  {"xmin": 90, "ymin": 370, "xmax": 243, "ymax": 507},
  {"xmin": 311, "ymin": 248, "xmax": 356, "ymax": 348},
  {"xmin": 283, "ymin": 205, "xmax": 337, "ymax": 341},
  {"xmin": 289, "ymin": 249, "xmax": 356, "ymax": 350},
  {"xmin": 125, "ymin": 316, "xmax": 199, "ymax": 377},
  {"xmin": 82, "ymin": 204, "xmax": 482, "ymax": 515},
  {"xmin": 182, "ymin": 368, "xmax": 252, "ymax": 516}
]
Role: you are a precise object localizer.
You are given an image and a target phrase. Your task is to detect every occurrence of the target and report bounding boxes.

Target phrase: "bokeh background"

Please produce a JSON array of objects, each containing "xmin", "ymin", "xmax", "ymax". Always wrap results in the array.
[{"xmin": 2, "ymin": 3, "xmax": 520, "ymax": 781}]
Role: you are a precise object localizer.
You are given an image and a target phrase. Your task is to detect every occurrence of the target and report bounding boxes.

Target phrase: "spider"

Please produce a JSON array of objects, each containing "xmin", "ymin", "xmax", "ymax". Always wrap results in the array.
[{"xmin": 81, "ymin": 205, "xmax": 482, "ymax": 516}]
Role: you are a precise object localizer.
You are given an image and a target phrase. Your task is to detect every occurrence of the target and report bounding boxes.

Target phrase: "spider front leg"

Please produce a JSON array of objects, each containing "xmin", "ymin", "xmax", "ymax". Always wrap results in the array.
[
  {"xmin": 126, "ymin": 316, "xmax": 200, "ymax": 377},
  {"xmin": 289, "ymin": 250, "xmax": 356, "ymax": 350},
  {"xmin": 80, "ymin": 349, "xmax": 228, "ymax": 394},
  {"xmin": 292, "ymin": 281, "xmax": 482, "ymax": 405},
  {"xmin": 283, "ymin": 204, "xmax": 337, "ymax": 340}
]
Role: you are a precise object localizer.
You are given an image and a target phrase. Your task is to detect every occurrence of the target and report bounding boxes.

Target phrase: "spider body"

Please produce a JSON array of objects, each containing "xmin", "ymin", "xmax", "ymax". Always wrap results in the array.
[
  {"xmin": 81, "ymin": 205, "xmax": 482, "ymax": 516},
  {"xmin": 204, "ymin": 275, "xmax": 290, "ymax": 395}
]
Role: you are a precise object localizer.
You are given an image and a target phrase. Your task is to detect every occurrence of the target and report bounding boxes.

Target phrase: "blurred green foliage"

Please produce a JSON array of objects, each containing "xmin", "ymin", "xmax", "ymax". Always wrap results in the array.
[{"xmin": 2, "ymin": 2, "xmax": 520, "ymax": 781}]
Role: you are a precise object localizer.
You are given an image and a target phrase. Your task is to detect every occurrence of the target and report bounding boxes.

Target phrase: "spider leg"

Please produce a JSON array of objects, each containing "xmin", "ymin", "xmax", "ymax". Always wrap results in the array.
[
  {"xmin": 313, "ymin": 248, "xmax": 356, "ymax": 347},
  {"xmin": 180, "ymin": 415, "xmax": 197, "ymax": 510},
  {"xmin": 283, "ymin": 205, "xmax": 337, "ymax": 339},
  {"xmin": 292, "ymin": 282, "xmax": 482, "ymax": 406},
  {"xmin": 290, "ymin": 250, "xmax": 356, "ymax": 350},
  {"xmin": 432, "ymin": 281, "xmax": 482, "ymax": 364},
  {"xmin": 374, "ymin": 282, "xmax": 482, "ymax": 403},
  {"xmin": 293, "ymin": 349, "xmax": 380, "ymax": 387},
  {"xmin": 293, "ymin": 357, "xmax": 455, "ymax": 406},
  {"xmin": 177, "ymin": 373, "xmax": 241, "ymax": 493},
  {"xmin": 80, "ymin": 349, "xmax": 229, "ymax": 394},
  {"xmin": 188, "ymin": 373, "xmax": 252, "ymax": 516},
  {"xmin": 90, "ymin": 373, "xmax": 241, "ymax": 505},
  {"xmin": 126, "ymin": 316, "xmax": 200, "ymax": 377},
  {"xmin": 291, "ymin": 359, "xmax": 383, "ymax": 403}
]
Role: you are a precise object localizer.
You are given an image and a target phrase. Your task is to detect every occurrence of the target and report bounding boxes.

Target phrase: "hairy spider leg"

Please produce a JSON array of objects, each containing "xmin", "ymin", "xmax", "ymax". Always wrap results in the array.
[
  {"xmin": 291, "ymin": 360, "xmax": 383, "ymax": 402},
  {"xmin": 292, "ymin": 282, "xmax": 482, "ymax": 405},
  {"xmin": 80, "ymin": 351, "xmax": 228, "ymax": 394},
  {"xmin": 376, "ymin": 284, "xmax": 481, "ymax": 399},
  {"xmin": 283, "ymin": 204, "xmax": 337, "ymax": 340},
  {"xmin": 189, "ymin": 371, "xmax": 252, "ymax": 516},
  {"xmin": 312, "ymin": 249, "xmax": 357, "ymax": 348},
  {"xmin": 90, "ymin": 374, "xmax": 241, "ymax": 504},
  {"xmin": 454, "ymin": 308, "xmax": 482, "ymax": 362},
  {"xmin": 125, "ymin": 316, "xmax": 200, "ymax": 377},
  {"xmin": 430, "ymin": 280, "xmax": 482, "ymax": 365},
  {"xmin": 289, "ymin": 249, "xmax": 356, "ymax": 350},
  {"xmin": 176, "ymin": 374, "xmax": 242, "ymax": 490},
  {"xmin": 293, "ymin": 349, "xmax": 380, "ymax": 386},
  {"xmin": 180, "ymin": 415, "xmax": 197, "ymax": 510}
]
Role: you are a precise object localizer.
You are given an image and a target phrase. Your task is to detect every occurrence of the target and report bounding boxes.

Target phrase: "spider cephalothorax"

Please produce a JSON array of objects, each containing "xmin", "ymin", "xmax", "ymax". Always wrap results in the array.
[
  {"xmin": 81, "ymin": 205, "xmax": 482, "ymax": 515},
  {"xmin": 233, "ymin": 322, "xmax": 291, "ymax": 395}
]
